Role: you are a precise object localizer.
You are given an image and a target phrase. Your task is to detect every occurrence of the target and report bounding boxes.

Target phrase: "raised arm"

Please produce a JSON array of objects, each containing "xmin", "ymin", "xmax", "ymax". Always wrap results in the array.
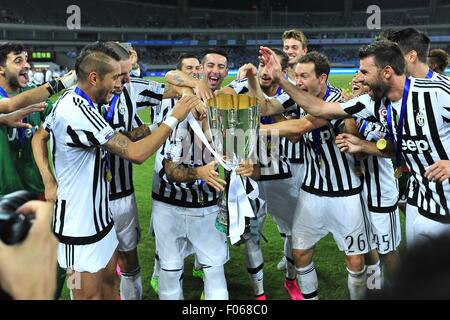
[
  {"xmin": 261, "ymin": 114, "xmax": 328, "ymax": 137},
  {"xmin": 0, "ymin": 71, "xmax": 76, "ymax": 114},
  {"xmin": 259, "ymin": 47, "xmax": 349, "ymax": 120},
  {"xmin": 103, "ymin": 95, "xmax": 197, "ymax": 164},
  {"xmin": 238, "ymin": 63, "xmax": 286, "ymax": 116},
  {"xmin": 165, "ymin": 69, "xmax": 214, "ymax": 101}
]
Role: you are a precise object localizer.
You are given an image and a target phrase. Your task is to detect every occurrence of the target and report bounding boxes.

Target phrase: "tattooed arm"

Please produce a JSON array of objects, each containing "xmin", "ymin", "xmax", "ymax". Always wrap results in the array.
[
  {"xmin": 102, "ymin": 95, "xmax": 198, "ymax": 163},
  {"xmin": 165, "ymin": 70, "xmax": 213, "ymax": 101},
  {"xmin": 122, "ymin": 124, "xmax": 151, "ymax": 142},
  {"xmin": 165, "ymin": 159, "xmax": 226, "ymax": 191}
]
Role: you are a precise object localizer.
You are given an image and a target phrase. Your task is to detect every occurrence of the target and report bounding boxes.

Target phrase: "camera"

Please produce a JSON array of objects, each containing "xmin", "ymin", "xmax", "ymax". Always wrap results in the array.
[{"xmin": 0, "ymin": 190, "xmax": 39, "ymax": 245}]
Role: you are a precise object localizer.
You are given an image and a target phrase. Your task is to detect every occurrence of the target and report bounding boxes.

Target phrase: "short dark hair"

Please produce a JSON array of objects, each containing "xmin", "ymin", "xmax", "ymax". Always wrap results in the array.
[
  {"xmin": 386, "ymin": 28, "xmax": 430, "ymax": 63},
  {"xmin": 271, "ymin": 48, "xmax": 289, "ymax": 71},
  {"xmin": 104, "ymin": 41, "xmax": 130, "ymax": 61},
  {"xmin": 176, "ymin": 53, "xmax": 199, "ymax": 70},
  {"xmin": 359, "ymin": 41, "xmax": 405, "ymax": 75},
  {"xmin": 428, "ymin": 48, "xmax": 449, "ymax": 75},
  {"xmin": 298, "ymin": 51, "xmax": 330, "ymax": 78},
  {"xmin": 374, "ymin": 29, "xmax": 396, "ymax": 42},
  {"xmin": 0, "ymin": 42, "xmax": 26, "ymax": 66},
  {"xmin": 75, "ymin": 42, "xmax": 121, "ymax": 81},
  {"xmin": 201, "ymin": 48, "xmax": 228, "ymax": 65}
]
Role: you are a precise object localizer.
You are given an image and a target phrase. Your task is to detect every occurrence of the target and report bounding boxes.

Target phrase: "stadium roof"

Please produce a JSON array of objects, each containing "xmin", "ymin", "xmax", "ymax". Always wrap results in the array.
[{"xmin": 130, "ymin": 0, "xmax": 433, "ymax": 11}]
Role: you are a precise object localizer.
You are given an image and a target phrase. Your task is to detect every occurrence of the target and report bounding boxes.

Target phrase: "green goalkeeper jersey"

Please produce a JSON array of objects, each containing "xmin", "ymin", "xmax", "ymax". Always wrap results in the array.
[{"xmin": 0, "ymin": 84, "xmax": 53, "ymax": 195}]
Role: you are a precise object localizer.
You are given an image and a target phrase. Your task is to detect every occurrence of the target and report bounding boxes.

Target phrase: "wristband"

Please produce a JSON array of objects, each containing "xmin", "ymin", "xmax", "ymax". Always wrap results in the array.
[
  {"xmin": 162, "ymin": 116, "xmax": 178, "ymax": 130},
  {"xmin": 45, "ymin": 82, "xmax": 55, "ymax": 95},
  {"xmin": 148, "ymin": 123, "xmax": 159, "ymax": 133}
]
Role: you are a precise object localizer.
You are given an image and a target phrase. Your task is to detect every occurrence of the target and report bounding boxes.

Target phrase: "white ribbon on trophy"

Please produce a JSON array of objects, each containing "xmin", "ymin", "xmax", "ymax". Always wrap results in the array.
[{"xmin": 187, "ymin": 113, "xmax": 263, "ymax": 244}]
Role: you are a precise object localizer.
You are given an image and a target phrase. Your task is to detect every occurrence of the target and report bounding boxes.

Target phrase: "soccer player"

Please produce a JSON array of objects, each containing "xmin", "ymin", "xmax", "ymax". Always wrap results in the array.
[
  {"xmin": 0, "ymin": 43, "xmax": 54, "ymax": 197},
  {"xmin": 386, "ymin": 28, "xmax": 440, "ymax": 79},
  {"xmin": 32, "ymin": 42, "xmax": 200, "ymax": 300},
  {"xmin": 243, "ymin": 51, "xmax": 371, "ymax": 300},
  {"xmin": 344, "ymin": 72, "xmax": 401, "ymax": 288},
  {"xmin": 165, "ymin": 48, "xmax": 229, "ymax": 99},
  {"xmin": 428, "ymin": 48, "xmax": 449, "ymax": 76},
  {"xmin": 149, "ymin": 53, "xmax": 204, "ymax": 296},
  {"xmin": 151, "ymin": 49, "xmax": 234, "ymax": 300},
  {"xmin": 276, "ymin": 28, "xmax": 309, "ymax": 273},
  {"xmin": 0, "ymin": 42, "xmax": 72, "ymax": 299},
  {"xmin": 260, "ymin": 41, "xmax": 450, "ymax": 249},
  {"xmin": 102, "ymin": 42, "xmax": 168, "ymax": 300},
  {"xmin": 282, "ymin": 29, "xmax": 308, "ymax": 81},
  {"xmin": 228, "ymin": 48, "xmax": 303, "ymax": 300}
]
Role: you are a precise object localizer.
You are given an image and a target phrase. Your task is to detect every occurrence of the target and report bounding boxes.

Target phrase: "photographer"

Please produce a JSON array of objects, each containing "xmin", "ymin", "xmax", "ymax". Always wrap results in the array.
[{"xmin": 0, "ymin": 200, "xmax": 57, "ymax": 300}]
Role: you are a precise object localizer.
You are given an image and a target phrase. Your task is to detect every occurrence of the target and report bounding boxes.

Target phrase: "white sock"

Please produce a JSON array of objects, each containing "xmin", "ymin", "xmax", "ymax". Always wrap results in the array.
[
  {"xmin": 248, "ymin": 266, "xmax": 265, "ymax": 296},
  {"xmin": 347, "ymin": 266, "xmax": 367, "ymax": 300},
  {"xmin": 203, "ymin": 265, "xmax": 229, "ymax": 300},
  {"xmin": 366, "ymin": 261, "xmax": 382, "ymax": 291},
  {"xmin": 120, "ymin": 268, "xmax": 142, "ymax": 300},
  {"xmin": 152, "ymin": 254, "xmax": 160, "ymax": 278},
  {"xmin": 159, "ymin": 268, "xmax": 183, "ymax": 300},
  {"xmin": 296, "ymin": 262, "xmax": 318, "ymax": 300}
]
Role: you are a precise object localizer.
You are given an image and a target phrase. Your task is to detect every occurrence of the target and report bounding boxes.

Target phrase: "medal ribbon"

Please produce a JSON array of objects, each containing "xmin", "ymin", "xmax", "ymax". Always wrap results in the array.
[
  {"xmin": 386, "ymin": 78, "xmax": 411, "ymax": 169},
  {"xmin": 311, "ymin": 86, "xmax": 330, "ymax": 165}
]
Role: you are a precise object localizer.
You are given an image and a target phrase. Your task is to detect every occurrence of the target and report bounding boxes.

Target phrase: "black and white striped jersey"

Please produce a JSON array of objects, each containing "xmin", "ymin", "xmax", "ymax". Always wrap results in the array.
[
  {"xmin": 108, "ymin": 80, "xmax": 164, "ymax": 200},
  {"xmin": 275, "ymin": 83, "xmax": 304, "ymax": 163},
  {"xmin": 340, "ymin": 76, "xmax": 450, "ymax": 223},
  {"xmin": 131, "ymin": 77, "xmax": 165, "ymax": 122},
  {"xmin": 227, "ymin": 78, "xmax": 292, "ymax": 180},
  {"xmin": 300, "ymin": 86, "xmax": 363, "ymax": 196},
  {"xmin": 355, "ymin": 119, "xmax": 399, "ymax": 212},
  {"xmin": 44, "ymin": 89, "xmax": 115, "ymax": 245},
  {"xmin": 151, "ymin": 98, "xmax": 219, "ymax": 208}
]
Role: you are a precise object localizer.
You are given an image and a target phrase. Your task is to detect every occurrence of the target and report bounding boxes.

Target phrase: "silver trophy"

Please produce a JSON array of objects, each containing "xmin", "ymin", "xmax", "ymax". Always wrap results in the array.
[{"xmin": 207, "ymin": 94, "xmax": 259, "ymax": 234}]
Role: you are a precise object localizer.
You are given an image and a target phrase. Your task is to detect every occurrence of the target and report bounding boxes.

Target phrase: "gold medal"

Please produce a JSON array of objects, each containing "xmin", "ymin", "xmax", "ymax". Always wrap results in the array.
[
  {"xmin": 376, "ymin": 138, "xmax": 387, "ymax": 151},
  {"xmin": 394, "ymin": 167, "xmax": 402, "ymax": 179},
  {"xmin": 354, "ymin": 166, "xmax": 363, "ymax": 176},
  {"xmin": 106, "ymin": 170, "xmax": 112, "ymax": 182}
]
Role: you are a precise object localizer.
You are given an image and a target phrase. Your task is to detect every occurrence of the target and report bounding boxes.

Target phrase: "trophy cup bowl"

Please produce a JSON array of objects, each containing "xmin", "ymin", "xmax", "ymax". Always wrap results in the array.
[{"xmin": 206, "ymin": 94, "xmax": 259, "ymax": 234}]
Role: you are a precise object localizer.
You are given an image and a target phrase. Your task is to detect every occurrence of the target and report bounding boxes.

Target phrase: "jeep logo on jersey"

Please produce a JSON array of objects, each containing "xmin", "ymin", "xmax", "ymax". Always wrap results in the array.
[
  {"xmin": 305, "ymin": 127, "xmax": 333, "ymax": 144},
  {"xmin": 402, "ymin": 136, "xmax": 430, "ymax": 154},
  {"xmin": 7, "ymin": 126, "xmax": 39, "ymax": 142}
]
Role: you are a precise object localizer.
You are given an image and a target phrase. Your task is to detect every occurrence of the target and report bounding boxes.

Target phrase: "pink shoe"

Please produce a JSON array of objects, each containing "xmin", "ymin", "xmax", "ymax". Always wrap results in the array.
[
  {"xmin": 116, "ymin": 264, "xmax": 122, "ymax": 277},
  {"xmin": 255, "ymin": 294, "xmax": 267, "ymax": 300},
  {"xmin": 284, "ymin": 279, "xmax": 304, "ymax": 300}
]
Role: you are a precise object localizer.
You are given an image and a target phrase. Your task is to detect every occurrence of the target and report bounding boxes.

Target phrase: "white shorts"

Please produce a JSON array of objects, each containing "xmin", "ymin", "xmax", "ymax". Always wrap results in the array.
[
  {"xmin": 152, "ymin": 200, "xmax": 229, "ymax": 270},
  {"xmin": 370, "ymin": 209, "xmax": 401, "ymax": 254},
  {"xmin": 406, "ymin": 204, "xmax": 450, "ymax": 248},
  {"xmin": 259, "ymin": 176, "xmax": 300, "ymax": 236},
  {"xmin": 290, "ymin": 162, "xmax": 305, "ymax": 191},
  {"xmin": 110, "ymin": 193, "xmax": 140, "ymax": 252},
  {"xmin": 292, "ymin": 192, "xmax": 371, "ymax": 256},
  {"xmin": 58, "ymin": 226, "xmax": 119, "ymax": 273}
]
